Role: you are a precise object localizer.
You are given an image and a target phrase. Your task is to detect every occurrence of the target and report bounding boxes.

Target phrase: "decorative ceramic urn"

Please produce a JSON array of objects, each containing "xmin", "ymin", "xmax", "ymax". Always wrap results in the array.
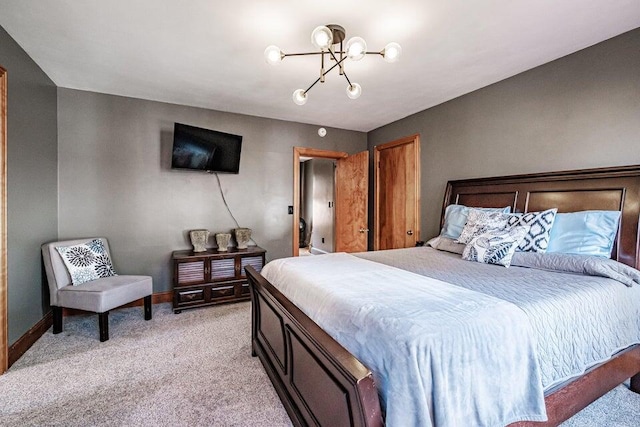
[
  {"xmin": 189, "ymin": 229, "xmax": 210, "ymax": 253},
  {"xmin": 215, "ymin": 233, "xmax": 231, "ymax": 252},
  {"xmin": 234, "ymin": 228, "xmax": 252, "ymax": 249}
]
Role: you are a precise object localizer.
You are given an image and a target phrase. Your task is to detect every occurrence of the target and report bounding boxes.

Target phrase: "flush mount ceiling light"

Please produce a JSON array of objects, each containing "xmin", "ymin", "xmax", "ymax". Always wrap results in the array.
[{"xmin": 264, "ymin": 24, "xmax": 401, "ymax": 105}]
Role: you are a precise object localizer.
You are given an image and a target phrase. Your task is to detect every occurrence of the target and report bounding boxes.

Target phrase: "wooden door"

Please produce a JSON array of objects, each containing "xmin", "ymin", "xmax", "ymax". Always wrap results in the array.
[
  {"xmin": 335, "ymin": 151, "xmax": 369, "ymax": 253},
  {"xmin": 375, "ymin": 135, "xmax": 420, "ymax": 250}
]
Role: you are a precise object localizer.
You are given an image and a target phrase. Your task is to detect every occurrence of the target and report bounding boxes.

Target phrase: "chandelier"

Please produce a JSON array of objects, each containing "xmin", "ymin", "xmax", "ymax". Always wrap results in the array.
[{"xmin": 264, "ymin": 24, "xmax": 401, "ymax": 105}]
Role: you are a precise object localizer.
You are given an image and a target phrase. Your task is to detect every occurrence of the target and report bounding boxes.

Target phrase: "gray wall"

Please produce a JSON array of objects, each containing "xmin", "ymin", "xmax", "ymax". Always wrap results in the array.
[
  {"xmin": 57, "ymin": 89, "xmax": 366, "ymax": 292},
  {"xmin": 0, "ymin": 26, "xmax": 58, "ymax": 344},
  {"xmin": 368, "ymin": 28, "xmax": 640, "ymax": 242}
]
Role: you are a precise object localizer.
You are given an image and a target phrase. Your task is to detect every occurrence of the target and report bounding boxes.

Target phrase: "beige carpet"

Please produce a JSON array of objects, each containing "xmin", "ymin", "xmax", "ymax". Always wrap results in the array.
[
  {"xmin": 0, "ymin": 302, "xmax": 637, "ymax": 426},
  {"xmin": 0, "ymin": 303, "xmax": 292, "ymax": 426}
]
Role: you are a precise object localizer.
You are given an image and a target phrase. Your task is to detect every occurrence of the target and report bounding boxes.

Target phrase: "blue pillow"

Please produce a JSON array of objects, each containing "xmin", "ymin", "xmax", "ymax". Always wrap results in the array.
[
  {"xmin": 440, "ymin": 204, "xmax": 511, "ymax": 240},
  {"xmin": 546, "ymin": 210, "xmax": 621, "ymax": 257}
]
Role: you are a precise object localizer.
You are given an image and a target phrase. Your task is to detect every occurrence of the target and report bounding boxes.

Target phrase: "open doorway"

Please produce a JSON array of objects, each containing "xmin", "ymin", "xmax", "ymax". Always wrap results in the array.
[
  {"xmin": 292, "ymin": 147, "xmax": 368, "ymax": 257},
  {"xmin": 299, "ymin": 157, "xmax": 336, "ymax": 255}
]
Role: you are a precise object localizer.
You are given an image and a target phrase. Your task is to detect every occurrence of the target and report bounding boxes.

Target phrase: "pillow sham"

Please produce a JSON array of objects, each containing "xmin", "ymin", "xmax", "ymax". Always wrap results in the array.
[
  {"xmin": 56, "ymin": 239, "xmax": 117, "ymax": 286},
  {"xmin": 440, "ymin": 204, "xmax": 511, "ymax": 240},
  {"xmin": 462, "ymin": 226, "xmax": 530, "ymax": 267},
  {"xmin": 546, "ymin": 210, "xmax": 621, "ymax": 257},
  {"xmin": 427, "ymin": 236, "xmax": 466, "ymax": 255},
  {"xmin": 456, "ymin": 209, "xmax": 512, "ymax": 244},
  {"xmin": 506, "ymin": 208, "xmax": 557, "ymax": 253}
]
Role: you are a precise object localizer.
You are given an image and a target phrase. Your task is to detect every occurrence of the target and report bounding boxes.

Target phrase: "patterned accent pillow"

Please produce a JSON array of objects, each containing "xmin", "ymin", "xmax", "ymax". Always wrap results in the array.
[
  {"xmin": 456, "ymin": 209, "xmax": 512, "ymax": 244},
  {"xmin": 56, "ymin": 239, "xmax": 117, "ymax": 286},
  {"xmin": 462, "ymin": 226, "xmax": 530, "ymax": 267},
  {"xmin": 506, "ymin": 208, "xmax": 558, "ymax": 252}
]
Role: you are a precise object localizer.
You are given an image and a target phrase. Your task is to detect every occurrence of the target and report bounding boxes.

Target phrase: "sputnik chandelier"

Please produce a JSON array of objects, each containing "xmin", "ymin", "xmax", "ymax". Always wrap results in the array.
[{"xmin": 264, "ymin": 24, "xmax": 401, "ymax": 105}]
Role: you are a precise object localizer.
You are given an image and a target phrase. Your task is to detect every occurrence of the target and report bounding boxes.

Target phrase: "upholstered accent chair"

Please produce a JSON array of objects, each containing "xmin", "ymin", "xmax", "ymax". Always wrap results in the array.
[{"xmin": 42, "ymin": 238, "xmax": 153, "ymax": 342}]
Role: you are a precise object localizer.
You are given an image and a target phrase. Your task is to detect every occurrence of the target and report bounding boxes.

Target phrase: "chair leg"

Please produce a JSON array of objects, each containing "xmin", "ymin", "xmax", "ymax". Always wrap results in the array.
[
  {"xmin": 52, "ymin": 306, "xmax": 63, "ymax": 334},
  {"xmin": 144, "ymin": 295, "xmax": 152, "ymax": 320},
  {"xmin": 631, "ymin": 373, "xmax": 640, "ymax": 394},
  {"xmin": 99, "ymin": 311, "xmax": 109, "ymax": 342}
]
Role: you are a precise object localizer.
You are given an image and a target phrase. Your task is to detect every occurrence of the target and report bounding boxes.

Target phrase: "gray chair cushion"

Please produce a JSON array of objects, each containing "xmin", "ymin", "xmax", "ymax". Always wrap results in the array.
[{"xmin": 57, "ymin": 275, "xmax": 152, "ymax": 313}]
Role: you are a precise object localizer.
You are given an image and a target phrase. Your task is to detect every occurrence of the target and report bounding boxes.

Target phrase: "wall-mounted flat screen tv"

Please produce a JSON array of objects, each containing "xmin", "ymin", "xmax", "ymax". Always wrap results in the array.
[{"xmin": 171, "ymin": 123, "xmax": 243, "ymax": 174}]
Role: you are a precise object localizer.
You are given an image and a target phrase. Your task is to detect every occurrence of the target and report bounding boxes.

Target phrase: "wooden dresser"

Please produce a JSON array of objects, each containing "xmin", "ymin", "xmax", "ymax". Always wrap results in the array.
[{"xmin": 172, "ymin": 246, "xmax": 266, "ymax": 313}]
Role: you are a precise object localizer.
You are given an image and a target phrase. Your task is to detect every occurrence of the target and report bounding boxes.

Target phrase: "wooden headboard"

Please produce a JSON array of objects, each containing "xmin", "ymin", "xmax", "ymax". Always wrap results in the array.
[{"xmin": 442, "ymin": 165, "xmax": 640, "ymax": 269}]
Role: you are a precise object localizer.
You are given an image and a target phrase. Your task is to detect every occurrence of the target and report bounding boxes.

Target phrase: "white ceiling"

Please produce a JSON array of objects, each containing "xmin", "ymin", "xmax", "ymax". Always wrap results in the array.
[{"xmin": 1, "ymin": 1, "xmax": 639, "ymax": 132}]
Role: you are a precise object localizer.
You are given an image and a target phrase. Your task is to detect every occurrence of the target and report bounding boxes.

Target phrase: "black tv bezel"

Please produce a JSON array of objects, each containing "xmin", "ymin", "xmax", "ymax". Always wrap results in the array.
[{"xmin": 171, "ymin": 123, "xmax": 243, "ymax": 174}]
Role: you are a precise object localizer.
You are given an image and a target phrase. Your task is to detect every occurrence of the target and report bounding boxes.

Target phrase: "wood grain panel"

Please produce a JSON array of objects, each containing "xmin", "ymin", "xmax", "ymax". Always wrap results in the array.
[
  {"xmin": 0, "ymin": 67, "xmax": 6, "ymax": 374},
  {"xmin": 258, "ymin": 296, "xmax": 287, "ymax": 373},
  {"xmin": 335, "ymin": 151, "xmax": 369, "ymax": 252},
  {"xmin": 455, "ymin": 191, "xmax": 518, "ymax": 212},
  {"xmin": 526, "ymin": 189, "xmax": 624, "ymax": 212},
  {"xmin": 288, "ymin": 328, "xmax": 350, "ymax": 426},
  {"xmin": 374, "ymin": 134, "xmax": 420, "ymax": 250}
]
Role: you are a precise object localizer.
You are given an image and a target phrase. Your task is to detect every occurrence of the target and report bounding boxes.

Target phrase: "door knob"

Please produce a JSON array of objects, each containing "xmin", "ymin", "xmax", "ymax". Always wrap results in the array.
[
  {"xmin": 359, "ymin": 228, "xmax": 369, "ymax": 233},
  {"xmin": 407, "ymin": 230, "xmax": 413, "ymax": 235}
]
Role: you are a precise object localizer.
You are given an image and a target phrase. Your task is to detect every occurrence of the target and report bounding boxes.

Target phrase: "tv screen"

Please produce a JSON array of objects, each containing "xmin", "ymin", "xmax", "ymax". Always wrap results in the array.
[{"xmin": 171, "ymin": 123, "xmax": 242, "ymax": 174}]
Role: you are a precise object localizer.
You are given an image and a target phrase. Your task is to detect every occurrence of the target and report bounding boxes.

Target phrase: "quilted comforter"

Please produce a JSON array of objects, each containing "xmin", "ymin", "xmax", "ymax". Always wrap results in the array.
[
  {"xmin": 262, "ymin": 253, "xmax": 547, "ymax": 427},
  {"xmin": 356, "ymin": 247, "xmax": 640, "ymax": 392}
]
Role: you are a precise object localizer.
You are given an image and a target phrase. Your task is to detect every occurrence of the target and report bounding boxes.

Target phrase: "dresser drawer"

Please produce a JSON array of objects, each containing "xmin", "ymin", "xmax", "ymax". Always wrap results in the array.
[
  {"xmin": 177, "ymin": 289, "xmax": 205, "ymax": 304},
  {"xmin": 210, "ymin": 284, "xmax": 235, "ymax": 300},
  {"xmin": 241, "ymin": 283, "xmax": 251, "ymax": 295}
]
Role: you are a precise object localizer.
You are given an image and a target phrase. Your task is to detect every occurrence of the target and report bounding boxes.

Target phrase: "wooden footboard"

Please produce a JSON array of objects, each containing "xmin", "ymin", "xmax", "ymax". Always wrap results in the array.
[{"xmin": 245, "ymin": 266, "xmax": 383, "ymax": 427}]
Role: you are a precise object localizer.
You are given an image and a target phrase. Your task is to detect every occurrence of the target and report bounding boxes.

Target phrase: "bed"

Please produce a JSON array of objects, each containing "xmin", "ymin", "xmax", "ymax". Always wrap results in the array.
[{"xmin": 246, "ymin": 165, "xmax": 640, "ymax": 426}]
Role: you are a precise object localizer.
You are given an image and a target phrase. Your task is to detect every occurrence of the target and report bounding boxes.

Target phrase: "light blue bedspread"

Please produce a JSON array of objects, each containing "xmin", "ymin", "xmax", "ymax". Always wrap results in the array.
[
  {"xmin": 262, "ymin": 253, "xmax": 547, "ymax": 427},
  {"xmin": 356, "ymin": 247, "xmax": 640, "ymax": 392}
]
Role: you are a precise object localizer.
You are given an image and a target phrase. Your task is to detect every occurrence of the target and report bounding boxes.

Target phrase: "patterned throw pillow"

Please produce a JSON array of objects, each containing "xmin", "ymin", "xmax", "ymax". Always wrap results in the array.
[
  {"xmin": 56, "ymin": 239, "xmax": 117, "ymax": 286},
  {"xmin": 506, "ymin": 208, "xmax": 558, "ymax": 252},
  {"xmin": 456, "ymin": 209, "xmax": 512, "ymax": 244},
  {"xmin": 462, "ymin": 226, "xmax": 530, "ymax": 267}
]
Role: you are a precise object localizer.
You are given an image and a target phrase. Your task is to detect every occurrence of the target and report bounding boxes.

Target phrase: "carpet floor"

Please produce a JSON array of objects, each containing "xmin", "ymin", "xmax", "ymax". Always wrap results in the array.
[{"xmin": 0, "ymin": 302, "xmax": 637, "ymax": 426}]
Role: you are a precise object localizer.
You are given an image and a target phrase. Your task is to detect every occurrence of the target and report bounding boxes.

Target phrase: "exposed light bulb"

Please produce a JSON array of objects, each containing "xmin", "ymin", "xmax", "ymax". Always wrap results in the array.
[
  {"xmin": 311, "ymin": 26, "xmax": 333, "ymax": 49},
  {"xmin": 346, "ymin": 37, "xmax": 367, "ymax": 61},
  {"xmin": 264, "ymin": 45, "xmax": 283, "ymax": 65},
  {"xmin": 293, "ymin": 89, "xmax": 308, "ymax": 105},
  {"xmin": 318, "ymin": 127, "xmax": 327, "ymax": 137},
  {"xmin": 382, "ymin": 42, "xmax": 402, "ymax": 63},
  {"xmin": 346, "ymin": 83, "xmax": 362, "ymax": 100}
]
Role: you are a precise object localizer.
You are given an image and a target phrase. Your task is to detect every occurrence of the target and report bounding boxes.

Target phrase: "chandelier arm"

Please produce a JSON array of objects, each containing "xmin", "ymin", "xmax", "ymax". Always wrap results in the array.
[
  {"xmin": 283, "ymin": 52, "xmax": 326, "ymax": 57},
  {"xmin": 303, "ymin": 57, "xmax": 347, "ymax": 94},
  {"xmin": 327, "ymin": 49, "xmax": 353, "ymax": 87}
]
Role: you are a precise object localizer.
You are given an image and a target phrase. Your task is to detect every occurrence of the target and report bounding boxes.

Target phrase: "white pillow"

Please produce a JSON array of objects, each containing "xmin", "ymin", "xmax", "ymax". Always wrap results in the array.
[
  {"xmin": 462, "ymin": 226, "xmax": 530, "ymax": 267},
  {"xmin": 56, "ymin": 239, "xmax": 117, "ymax": 286},
  {"xmin": 506, "ymin": 208, "xmax": 557, "ymax": 252},
  {"xmin": 456, "ymin": 209, "xmax": 512, "ymax": 244}
]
